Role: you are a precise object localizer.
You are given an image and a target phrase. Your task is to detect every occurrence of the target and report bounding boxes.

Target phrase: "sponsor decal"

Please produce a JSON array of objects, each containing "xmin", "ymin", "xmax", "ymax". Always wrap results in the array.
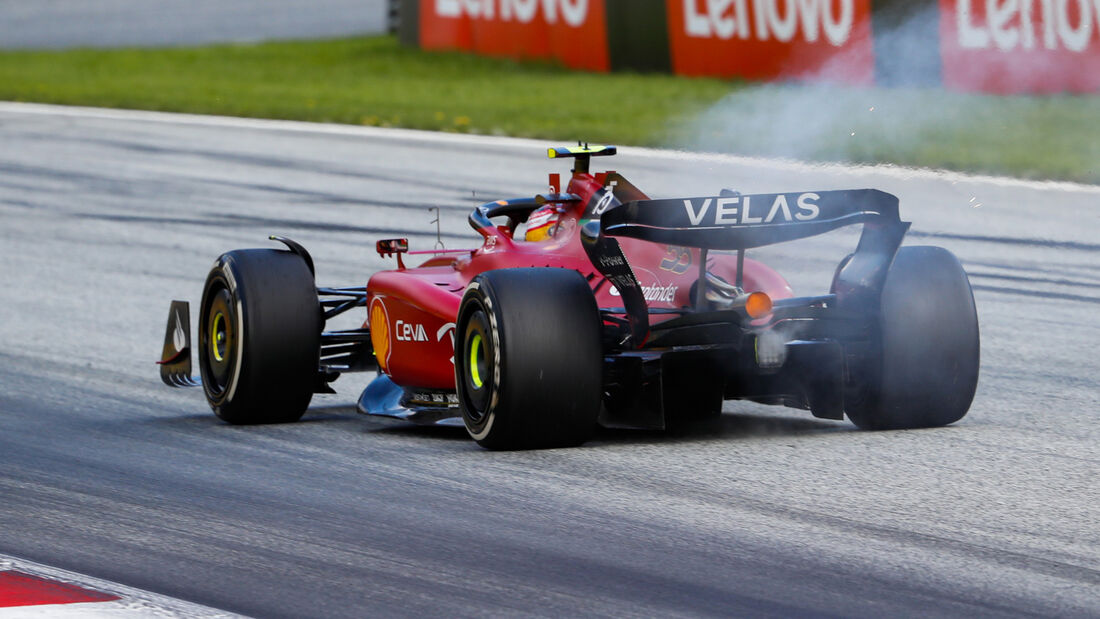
[
  {"xmin": 395, "ymin": 320, "xmax": 429, "ymax": 342},
  {"xmin": 407, "ymin": 391, "xmax": 460, "ymax": 406},
  {"xmin": 437, "ymin": 322, "xmax": 457, "ymax": 364},
  {"xmin": 369, "ymin": 297, "xmax": 391, "ymax": 373},
  {"xmin": 395, "ymin": 320, "xmax": 455, "ymax": 347},
  {"xmin": 666, "ymin": 0, "xmax": 874, "ymax": 83},
  {"xmin": 609, "ymin": 282, "xmax": 679, "ymax": 303},
  {"xmin": 659, "ymin": 245, "xmax": 693, "ymax": 274},
  {"xmin": 590, "ymin": 184, "xmax": 619, "ymax": 216},
  {"xmin": 940, "ymin": 0, "xmax": 1100, "ymax": 93},
  {"xmin": 608, "ymin": 273, "xmax": 638, "ymax": 290},
  {"xmin": 420, "ymin": 0, "xmax": 609, "ymax": 71},
  {"xmin": 682, "ymin": 193, "xmax": 821, "ymax": 226},
  {"xmin": 954, "ymin": 0, "xmax": 1100, "ymax": 52},
  {"xmin": 593, "ymin": 192, "xmax": 616, "ymax": 216},
  {"xmin": 682, "ymin": 0, "xmax": 857, "ymax": 45},
  {"xmin": 435, "ymin": 0, "xmax": 592, "ymax": 27},
  {"xmin": 437, "ymin": 322, "xmax": 456, "ymax": 344},
  {"xmin": 598, "ymin": 254, "xmax": 625, "ymax": 268}
]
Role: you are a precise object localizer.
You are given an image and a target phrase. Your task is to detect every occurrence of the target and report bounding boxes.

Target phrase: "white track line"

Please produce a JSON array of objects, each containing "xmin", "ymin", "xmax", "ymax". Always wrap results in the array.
[
  {"xmin": 0, "ymin": 555, "xmax": 240, "ymax": 618},
  {"xmin": 1, "ymin": 101, "xmax": 1097, "ymax": 194}
]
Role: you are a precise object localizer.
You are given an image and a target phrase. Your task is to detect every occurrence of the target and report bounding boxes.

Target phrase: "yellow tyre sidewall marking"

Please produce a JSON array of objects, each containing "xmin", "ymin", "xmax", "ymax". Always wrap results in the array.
[
  {"xmin": 211, "ymin": 313, "xmax": 225, "ymax": 363},
  {"xmin": 469, "ymin": 333, "xmax": 483, "ymax": 389}
]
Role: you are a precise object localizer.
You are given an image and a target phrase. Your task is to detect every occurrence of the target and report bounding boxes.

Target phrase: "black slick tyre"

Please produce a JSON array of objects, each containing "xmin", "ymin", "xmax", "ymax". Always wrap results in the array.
[
  {"xmin": 198, "ymin": 249, "xmax": 321, "ymax": 424},
  {"xmin": 846, "ymin": 246, "xmax": 980, "ymax": 430},
  {"xmin": 455, "ymin": 268, "xmax": 602, "ymax": 450}
]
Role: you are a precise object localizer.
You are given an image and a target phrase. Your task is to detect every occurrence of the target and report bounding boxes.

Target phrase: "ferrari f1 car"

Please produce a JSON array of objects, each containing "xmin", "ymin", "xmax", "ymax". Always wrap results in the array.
[{"xmin": 160, "ymin": 145, "xmax": 980, "ymax": 449}]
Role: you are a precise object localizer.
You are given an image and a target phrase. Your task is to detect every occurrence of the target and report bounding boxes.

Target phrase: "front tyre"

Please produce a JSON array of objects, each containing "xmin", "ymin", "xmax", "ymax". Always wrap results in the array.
[
  {"xmin": 846, "ymin": 246, "xmax": 980, "ymax": 430},
  {"xmin": 455, "ymin": 268, "xmax": 603, "ymax": 450},
  {"xmin": 199, "ymin": 249, "xmax": 321, "ymax": 424}
]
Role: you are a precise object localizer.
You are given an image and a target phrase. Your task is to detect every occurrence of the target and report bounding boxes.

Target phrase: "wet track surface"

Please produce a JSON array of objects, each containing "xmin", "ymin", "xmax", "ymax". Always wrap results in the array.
[{"xmin": 0, "ymin": 104, "xmax": 1098, "ymax": 617}]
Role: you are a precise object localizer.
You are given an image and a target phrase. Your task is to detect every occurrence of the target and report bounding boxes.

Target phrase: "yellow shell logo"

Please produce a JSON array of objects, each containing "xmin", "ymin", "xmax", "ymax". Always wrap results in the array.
[{"xmin": 369, "ymin": 298, "xmax": 390, "ymax": 373}]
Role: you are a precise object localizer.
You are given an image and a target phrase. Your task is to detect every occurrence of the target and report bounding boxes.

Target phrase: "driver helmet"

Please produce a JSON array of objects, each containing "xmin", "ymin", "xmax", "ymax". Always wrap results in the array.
[{"xmin": 525, "ymin": 205, "xmax": 560, "ymax": 242}]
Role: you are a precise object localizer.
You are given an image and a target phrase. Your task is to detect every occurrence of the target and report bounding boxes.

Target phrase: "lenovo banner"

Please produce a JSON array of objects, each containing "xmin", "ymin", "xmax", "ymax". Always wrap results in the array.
[
  {"xmin": 418, "ymin": 0, "xmax": 610, "ymax": 72},
  {"xmin": 665, "ymin": 0, "xmax": 875, "ymax": 84},
  {"xmin": 940, "ymin": 0, "xmax": 1100, "ymax": 93}
]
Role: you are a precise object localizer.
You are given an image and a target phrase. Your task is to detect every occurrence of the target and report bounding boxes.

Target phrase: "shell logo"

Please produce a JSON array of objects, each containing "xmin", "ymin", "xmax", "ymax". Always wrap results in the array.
[{"xmin": 369, "ymin": 297, "xmax": 391, "ymax": 373}]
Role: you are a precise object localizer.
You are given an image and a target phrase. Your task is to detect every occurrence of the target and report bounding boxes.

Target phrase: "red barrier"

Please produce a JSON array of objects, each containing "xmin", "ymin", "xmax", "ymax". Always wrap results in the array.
[
  {"xmin": 409, "ymin": 0, "xmax": 1100, "ymax": 93},
  {"xmin": 665, "ymin": 0, "xmax": 875, "ymax": 84},
  {"xmin": 417, "ymin": 0, "xmax": 610, "ymax": 72},
  {"xmin": 940, "ymin": 0, "xmax": 1100, "ymax": 93}
]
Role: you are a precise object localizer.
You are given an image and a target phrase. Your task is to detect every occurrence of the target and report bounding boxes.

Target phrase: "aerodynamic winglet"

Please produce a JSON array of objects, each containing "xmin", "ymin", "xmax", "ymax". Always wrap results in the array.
[{"xmin": 158, "ymin": 300, "xmax": 200, "ymax": 387}]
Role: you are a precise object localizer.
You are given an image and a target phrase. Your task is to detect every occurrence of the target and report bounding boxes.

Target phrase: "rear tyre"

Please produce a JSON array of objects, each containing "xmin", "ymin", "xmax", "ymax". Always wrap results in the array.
[
  {"xmin": 455, "ymin": 268, "xmax": 602, "ymax": 450},
  {"xmin": 846, "ymin": 246, "xmax": 980, "ymax": 430},
  {"xmin": 198, "ymin": 249, "xmax": 321, "ymax": 424}
]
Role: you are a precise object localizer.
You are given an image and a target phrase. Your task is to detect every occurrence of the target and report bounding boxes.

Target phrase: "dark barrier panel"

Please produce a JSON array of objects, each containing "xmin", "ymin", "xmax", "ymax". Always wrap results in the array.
[
  {"xmin": 871, "ymin": 0, "xmax": 942, "ymax": 86},
  {"xmin": 606, "ymin": 0, "xmax": 671, "ymax": 73},
  {"xmin": 397, "ymin": 0, "xmax": 419, "ymax": 46}
]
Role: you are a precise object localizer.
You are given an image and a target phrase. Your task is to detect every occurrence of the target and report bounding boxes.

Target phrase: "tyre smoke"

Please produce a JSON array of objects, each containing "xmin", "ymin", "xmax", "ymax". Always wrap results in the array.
[{"xmin": 669, "ymin": 3, "xmax": 1097, "ymax": 180}]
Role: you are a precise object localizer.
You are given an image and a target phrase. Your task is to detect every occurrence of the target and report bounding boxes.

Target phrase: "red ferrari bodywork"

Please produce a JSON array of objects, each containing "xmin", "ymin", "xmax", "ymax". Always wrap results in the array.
[
  {"xmin": 365, "ymin": 167, "xmax": 794, "ymax": 392},
  {"xmin": 159, "ymin": 144, "xmax": 978, "ymax": 443}
]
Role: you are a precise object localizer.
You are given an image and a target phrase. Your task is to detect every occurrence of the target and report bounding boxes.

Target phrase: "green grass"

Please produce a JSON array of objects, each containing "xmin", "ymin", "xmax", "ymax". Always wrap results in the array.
[{"xmin": 0, "ymin": 35, "xmax": 1096, "ymax": 184}]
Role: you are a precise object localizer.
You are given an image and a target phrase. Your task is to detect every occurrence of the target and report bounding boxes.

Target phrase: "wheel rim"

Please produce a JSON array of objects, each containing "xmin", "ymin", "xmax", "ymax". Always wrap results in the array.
[
  {"xmin": 203, "ymin": 286, "xmax": 236, "ymax": 395},
  {"xmin": 461, "ymin": 310, "xmax": 492, "ymax": 421}
]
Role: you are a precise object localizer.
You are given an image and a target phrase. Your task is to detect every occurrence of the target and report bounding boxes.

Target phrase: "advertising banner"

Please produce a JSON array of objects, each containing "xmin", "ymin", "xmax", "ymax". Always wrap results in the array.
[
  {"xmin": 418, "ymin": 0, "xmax": 610, "ymax": 72},
  {"xmin": 665, "ymin": 0, "xmax": 876, "ymax": 84},
  {"xmin": 940, "ymin": 0, "xmax": 1100, "ymax": 93}
]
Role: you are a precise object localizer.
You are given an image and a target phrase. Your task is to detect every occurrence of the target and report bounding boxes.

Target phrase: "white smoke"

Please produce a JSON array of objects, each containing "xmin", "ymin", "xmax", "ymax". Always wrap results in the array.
[
  {"xmin": 677, "ymin": 81, "xmax": 974, "ymax": 167},
  {"xmin": 671, "ymin": 3, "xmax": 1097, "ymax": 179}
]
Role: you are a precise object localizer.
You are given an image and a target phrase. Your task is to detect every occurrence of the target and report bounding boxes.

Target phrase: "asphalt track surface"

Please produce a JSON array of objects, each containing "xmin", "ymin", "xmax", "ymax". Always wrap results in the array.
[
  {"xmin": 0, "ymin": 103, "xmax": 1098, "ymax": 618},
  {"xmin": 0, "ymin": 0, "xmax": 386, "ymax": 49}
]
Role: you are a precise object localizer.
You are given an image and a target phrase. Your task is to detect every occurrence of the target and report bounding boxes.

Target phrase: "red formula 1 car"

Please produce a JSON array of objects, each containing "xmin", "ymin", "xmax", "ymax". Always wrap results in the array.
[{"xmin": 160, "ymin": 145, "xmax": 980, "ymax": 449}]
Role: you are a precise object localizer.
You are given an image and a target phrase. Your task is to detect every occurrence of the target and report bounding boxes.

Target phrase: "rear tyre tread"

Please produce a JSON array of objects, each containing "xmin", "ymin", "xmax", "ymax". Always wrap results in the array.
[
  {"xmin": 455, "ymin": 268, "xmax": 602, "ymax": 450},
  {"xmin": 846, "ymin": 246, "xmax": 980, "ymax": 430}
]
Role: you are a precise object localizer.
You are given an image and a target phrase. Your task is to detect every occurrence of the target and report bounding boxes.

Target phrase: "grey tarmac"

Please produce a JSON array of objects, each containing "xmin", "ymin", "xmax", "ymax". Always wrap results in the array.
[
  {"xmin": 0, "ymin": 103, "xmax": 1097, "ymax": 617},
  {"xmin": 0, "ymin": 0, "xmax": 386, "ymax": 49}
]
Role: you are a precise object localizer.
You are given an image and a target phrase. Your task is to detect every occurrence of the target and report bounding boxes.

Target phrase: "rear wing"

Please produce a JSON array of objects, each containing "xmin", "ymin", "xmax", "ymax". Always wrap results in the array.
[
  {"xmin": 600, "ymin": 189, "xmax": 903, "ymax": 250},
  {"xmin": 581, "ymin": 188, "xmax": 910, "ymax": 347}
]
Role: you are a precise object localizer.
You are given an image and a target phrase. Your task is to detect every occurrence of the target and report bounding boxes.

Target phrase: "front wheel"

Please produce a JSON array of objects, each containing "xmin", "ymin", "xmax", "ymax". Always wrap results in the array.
[
  {"xmin": 199, "ymin": 248, "xmax": 321, "ymax": 424},
  {"xmin": 455, "ymin": 268, "xmax": 603, "ymax": 450},
  {"xmin": 846, "ymin": 246, "xmax": 980, "ymax": 430}
]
